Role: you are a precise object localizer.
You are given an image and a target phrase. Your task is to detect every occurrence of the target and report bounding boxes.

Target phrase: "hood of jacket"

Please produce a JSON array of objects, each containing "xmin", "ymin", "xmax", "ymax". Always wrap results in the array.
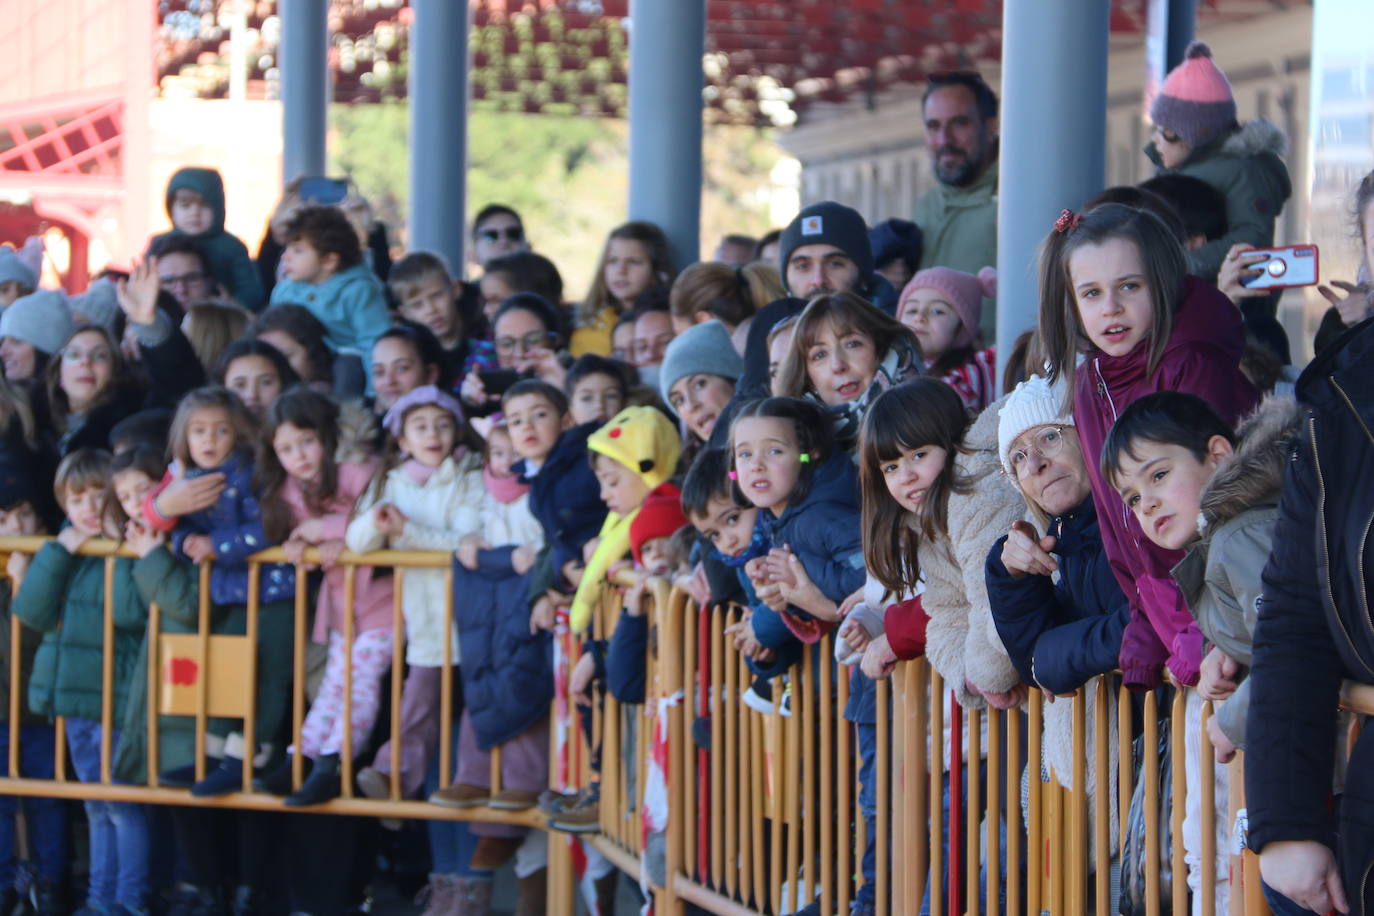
[
  {"xmin": 770, "ymin": 448, "xmax": 859, "ymax": 531},
  {"xmin": 1090, "ymin": 276, "xmax": 1245, "ymax": 393},
  {"xmin": 1146, "ymin": 120, "xmax": 1292, "ymax": 199},
  {"xmin": 165, "ymin": 167, "xmax": 226, "ymax": 235},
  {"xmin": 1199, "ymin": 393, "xmax": 1301, "ymax": 534},
  {"xmin": 921, "ymin": 159, "xmax": 999, "ymax": 213},
  {"xmin": 335, "ymin": 398, "xmax": 378, "ymax": 466}
]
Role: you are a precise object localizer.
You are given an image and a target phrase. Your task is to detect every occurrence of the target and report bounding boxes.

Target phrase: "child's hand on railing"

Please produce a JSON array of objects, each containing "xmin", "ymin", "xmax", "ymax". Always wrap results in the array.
[
  {"xmin": 861, "ymin": 635, "xmax": 897, "ymax": 680},
  {"xmin": 182, "ymin": 534, "xmax": 215, "ymax": 565},
  {"xmin": 317, "ymin": 539, "xmax": 345, "ymax": 570},
  {"xmin": 1204, "ymin": 713, "xmax": 1237, "ymax": 764},
  {"xmin": 6, "ymin": 551, "xmax": 28, "ymax": 588},
  {"xmin": 623, "ymin": 579, "xmax": 647, "ymax": 617},
  {"xmin": 530, "ymin": 594, "xmax": 557, "ymax": 634},
  {"xmin": 762, "ymin": 547, "xmax": 798, "ymax": 588},
  {"xmin": 512, "ymin": 543, "xmax": 537, "ymax": 576},
  {"xmin": 124, "ymin": 519, "xmax": 165, "ymax": 559},
  {"xmin": 455, "ymin": 533, "xmax": 490, "ymax": 570},
  {"xmin": 289, "ymin": 517, "xmax": 326, "ymax": 545},
  {"xmin": 1260, "ymin": 841, "xmax": 1349, "ymax": 915},
  {"xmin": 838, "ymin": 586, "xmax": 865, "ymax": 618},
  {"xmin": 675, "ymin": 562, "xmax": 710, "ymax": 607},
  {"xmin": 57, "ymin": 526, "xmax": 95, "ymax": 555},
  {"xmin": 373, "ymin": 504, "xmax": 408, "ymax": 538},
  {"xmin": 773, "ymin": 550, "xmax": 840, "ymax": 621},
  {"xmin": 570, "ymin": 651, "xmax": 596, "ymax": 706},
  {"xmin": 1197, "ymin": 647, "xmax": 1240, "ymax": 701},
  {"xmin": 838, "ymin": 616, "xmax": 872, "ymax": 654},
  {"xmin": 283, "ymin": 537, "xmax": 309, "ymax": 568}
]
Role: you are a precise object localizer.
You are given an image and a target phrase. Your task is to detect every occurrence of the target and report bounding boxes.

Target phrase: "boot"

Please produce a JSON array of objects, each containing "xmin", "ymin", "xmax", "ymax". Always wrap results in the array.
[
  {"xmin": 253, "ymin": 754, "xmax": 304, "ymax": 796},
  {"xmin": 450, "ymin": 877, "xmax": 494, "ymax": 915},
  {"xmin": 284, "ymin": 754, "xmax": 340, "ymax": 807},
  {"xmin": 514, "ymin": 868, "xmax": 547, "ymax": 916},
  {"xmin": 414, "ymin": 874, "xmax": 456, "ymax": 916},
  {"xmin": 191, "ymin": 756, "xmax": 253, "ymax": 798}
]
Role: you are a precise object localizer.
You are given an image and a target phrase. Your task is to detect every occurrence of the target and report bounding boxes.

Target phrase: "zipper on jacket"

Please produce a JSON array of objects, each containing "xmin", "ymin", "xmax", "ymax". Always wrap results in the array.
[
  {"xmin": 1330, "ymin": 376, "xmax": 1374, "ymax": 649},
  {"xmin": 1308, "ymin": 410, "xmax": 1374, "ymax": 679}
]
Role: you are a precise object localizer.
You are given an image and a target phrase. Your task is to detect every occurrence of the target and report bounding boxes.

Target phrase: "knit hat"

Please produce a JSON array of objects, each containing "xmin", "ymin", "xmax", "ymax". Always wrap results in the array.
[
  {"xmin": 867, "ymin": 218, "xmax": 923, "ymax": 270},
  {"xmin": 381, "ymin": 384, "xmax": 465, "ymax": 438},
  {"xmin": 630, "ymin": 481, "xmax": 688, "ymax": 565},
  {"xmin": 778, "ymin": 201, "xmax": 873, "ymax": 293},
  {"xmin": 658, "ymin": 320, "xmax": 745, "ymax": 405},
  {"xmin": 588, "ymin": 405, "xmax": 681, "ymax": 492},
  {"xmin": 0, "ymin": 290, "xmax": 74, "ymax": 356},
  {"xmin": 0, "ymin": 246, "xmax": 37, "ymax": 293},
  {"xmin": 900, "ymin": 266, "xmax": 997, "ymax": 348},
  {"xmin": 997, "ymin": 374, "xmax": 1075, "ymax": 475},
  {"xmin": 1150, "ymin": 41, "xmax": 1237, "ymax": 149},
  {"xmin": 69, "ymin": 277, "xmax": 120, "ymax": 331}
]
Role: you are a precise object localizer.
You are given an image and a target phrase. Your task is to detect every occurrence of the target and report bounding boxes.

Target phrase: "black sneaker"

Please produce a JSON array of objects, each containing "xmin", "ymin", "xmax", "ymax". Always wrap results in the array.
[{"xmin": 191, "ymin": 756, "xmax": 253, "ymax": 798}]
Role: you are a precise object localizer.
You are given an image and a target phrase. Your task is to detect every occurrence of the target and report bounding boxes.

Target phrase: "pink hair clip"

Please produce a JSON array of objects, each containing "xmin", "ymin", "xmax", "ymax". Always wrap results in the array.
[
  {"xmin": 728, "ymin": 471, "xmax": 738, "ymax": 480},
  {"xmin": 1054, "ymin": 209, "xmax": 1082, "ymax": 234}
]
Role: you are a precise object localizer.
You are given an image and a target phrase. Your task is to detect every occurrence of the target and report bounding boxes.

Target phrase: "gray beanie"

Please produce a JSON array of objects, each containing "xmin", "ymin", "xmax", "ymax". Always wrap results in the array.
[
  {"xmin": 0, "ymin": 290, "xmax": 74, "ymax": 356},
  {"xmin": 777, "ymin": 200, "xmax": 874, "ymax": 293},
  {"xmin": 0, "ymin": 248, "xmax": 37, "ymax": 292},
  {"xmin": 69, "ymin": 277, "xmax": 121, "ymax": 331},
  {"xmin": 658, "ymin": 320, "xmax": 745, "ymax": 405}
]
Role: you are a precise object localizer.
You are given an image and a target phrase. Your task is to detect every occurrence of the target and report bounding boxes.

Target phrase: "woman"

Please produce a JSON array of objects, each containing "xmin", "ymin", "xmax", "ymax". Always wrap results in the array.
[
  {"xmin": 248, "ymin": 305, "xmax": 336, "ymax": 393},
  {"xmin": 460, "ymin": 293, "xmax": 569, "ymax": 407},
  {"xmin": 658, "ymin": 320, "xmax": 744, "ymax": 453},
  {"xmin": 667, "ymin": 260, "xmax": 785, "ymax": 355},
  {"xmin": 0, "ymin": 291, "xmax": 74, "ymax": 387},
  {"xmin": 38, "ymin": 326, "xmax": 147, "ymax": 458},
  {"xmin": 776, "ymin": 290, "xmax": 922, "ymax": 446}
]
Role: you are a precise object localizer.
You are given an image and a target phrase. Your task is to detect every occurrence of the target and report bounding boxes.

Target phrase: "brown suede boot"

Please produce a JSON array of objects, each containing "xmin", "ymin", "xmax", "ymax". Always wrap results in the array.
[{"xmin": 515, "ymin": 867, "xmax": 548, "ymax": 916}]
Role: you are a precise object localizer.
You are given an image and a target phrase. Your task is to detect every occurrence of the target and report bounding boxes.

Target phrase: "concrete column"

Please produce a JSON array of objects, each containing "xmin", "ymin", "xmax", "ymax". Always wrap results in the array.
[
  {"xmin": 407, "ymin": 0, "xmax": 470, "ymax": 273},
  {"xmin": 627, "ymin": 0, "xmax": 705, "ymax": 269},
  {"xmin": 280, "ymin": 0, "xmax": 329, "ymax": 183},
  {"xmin": 994, "ymin": 0, "xmax": 1110, "ymax": 389}
]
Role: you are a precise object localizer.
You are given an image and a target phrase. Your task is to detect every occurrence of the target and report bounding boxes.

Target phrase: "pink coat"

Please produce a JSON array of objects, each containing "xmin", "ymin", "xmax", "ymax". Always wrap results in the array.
[{"xmin": 281, "ymin": 460, "xmax": 394, "ymax": 642}]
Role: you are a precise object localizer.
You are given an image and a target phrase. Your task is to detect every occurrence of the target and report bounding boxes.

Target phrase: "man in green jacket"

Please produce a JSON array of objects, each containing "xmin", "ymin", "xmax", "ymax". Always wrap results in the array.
[{"xmin": 914, "ymin": 71, "xmax": 1000, "ymax": 340}]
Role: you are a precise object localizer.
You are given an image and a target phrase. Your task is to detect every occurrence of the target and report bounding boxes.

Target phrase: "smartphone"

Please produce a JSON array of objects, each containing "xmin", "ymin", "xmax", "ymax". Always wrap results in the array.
[
  {"xmin": 1240, "ymin": 244, "xmax": 1319, "ymax": 290},
  {"xmin": 479, "ymin": 368, "xmax": 522, "ymax": 397},
  {"xmin": 298, "ymin": 177, "xmax": 349, "ymax": 206}
]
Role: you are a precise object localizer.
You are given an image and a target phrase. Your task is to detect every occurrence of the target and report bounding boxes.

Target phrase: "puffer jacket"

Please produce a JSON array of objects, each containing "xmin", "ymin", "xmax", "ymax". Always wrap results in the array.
[
  {"xmin": 1074, "ymin": 276, "xmax": 1258, "ymax": 690},
  {"xmin": 520, "ymin": 421, "xmax": 608, "ymax": 589},
  {"xmin": 15, "ymin": 541, "xmax": 146, "ymax": 723},
  {"xmin": 919, "ymin": 400, "xmax": 1023, "ymax": 708},
  {"xmin": 1146, "ymin": 120, "xmax": 1292, "ymax": 285}
]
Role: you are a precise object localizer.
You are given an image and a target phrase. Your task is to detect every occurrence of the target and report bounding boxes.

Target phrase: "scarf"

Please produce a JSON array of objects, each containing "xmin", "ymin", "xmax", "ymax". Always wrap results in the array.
[
  {"xmin": 402, "ymin": 458, "xmax": 440, "ymax": 486},
  {"xmin": 816, "ymin": 336, "xmax": 921, "ymax": 444},
  {"xmin": 484, "ymin": 464, "xmax": 529, "ymax": 504},
  {"xmin": 719, "ymin": 511, "xmax": 771, "ymax": 568}
]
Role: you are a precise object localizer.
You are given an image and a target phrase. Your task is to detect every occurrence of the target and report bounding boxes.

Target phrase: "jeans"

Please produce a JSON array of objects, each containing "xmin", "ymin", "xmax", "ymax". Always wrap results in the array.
[
  {"xmin": 422, "ymin": 691, "xmax": 492, "ymax": 882},
  {"xmin": 65, "ymin": 717, "xmax": 149, "ymax": 910},
  {"xmin": 919, "ymin": 764, "xmax": 1007, "ymax": 916},
  {"xmin": 0, "ymin": 724, "xmax": 66, "ymax": 886}
]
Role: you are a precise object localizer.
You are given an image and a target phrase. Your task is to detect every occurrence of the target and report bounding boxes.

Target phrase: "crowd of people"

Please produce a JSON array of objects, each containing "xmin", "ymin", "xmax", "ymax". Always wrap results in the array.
[{"xmin": 0, "ymin": 39, "xmax": 1369, "ymax": 916}]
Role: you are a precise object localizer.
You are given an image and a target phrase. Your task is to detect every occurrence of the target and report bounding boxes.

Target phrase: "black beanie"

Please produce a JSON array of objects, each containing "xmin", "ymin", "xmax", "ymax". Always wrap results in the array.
[{"xmin": 777, "ymin": 201, "xmax": 874, "ymax": 294}]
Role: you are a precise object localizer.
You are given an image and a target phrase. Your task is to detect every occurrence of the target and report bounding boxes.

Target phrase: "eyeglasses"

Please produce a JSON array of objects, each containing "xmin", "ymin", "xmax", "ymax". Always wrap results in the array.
[
  {"xmin": 1008, "ymin": 426, "xmax": 1067, "ymax": 478},
  {"xmin": 478, "ymin": 227, "xmax": 524, "ymax": 244},
  {"xmin": 61, "ymin": 344, "xmax": 114, "ymax": 365},
  {"xmin": 494, "ymin": 330, "xmax": 553, "ymax": 355},
  {"xmin": 160, "ymin": 271, "xmax": 207, "ymax": 289}
]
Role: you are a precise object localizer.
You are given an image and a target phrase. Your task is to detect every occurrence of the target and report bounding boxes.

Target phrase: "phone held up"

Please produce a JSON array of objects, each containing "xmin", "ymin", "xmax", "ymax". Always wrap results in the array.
[{"xmin": 1240, "ymin": 244, "xmax": 1319, "ymax": 290}]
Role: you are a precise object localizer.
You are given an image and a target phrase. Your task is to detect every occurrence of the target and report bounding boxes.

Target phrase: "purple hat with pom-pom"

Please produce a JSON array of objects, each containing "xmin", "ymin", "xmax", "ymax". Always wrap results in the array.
[{"xmin": 1150, "ymin": 41, "xmax": 1237, "ymax": 148}]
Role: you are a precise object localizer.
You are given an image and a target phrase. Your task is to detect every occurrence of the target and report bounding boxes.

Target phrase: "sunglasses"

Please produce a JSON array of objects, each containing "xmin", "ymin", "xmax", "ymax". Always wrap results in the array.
[{"xmin": 478, "ymin": 227, "xmax": 525, "ymax": 244}]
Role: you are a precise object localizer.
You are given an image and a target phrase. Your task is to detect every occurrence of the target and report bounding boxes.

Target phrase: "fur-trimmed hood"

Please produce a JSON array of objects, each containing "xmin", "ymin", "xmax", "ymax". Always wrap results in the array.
[
  {"xmin": 1218, "ymin": 119, "xmax": 1288, "ymax": 159},
  {"xmin": 1199, "ymin": 393, "xmax": 1301, "ymax": 535},
  {"xmin": 335, "ymin": 397, "xmax": 378, "ymax": 466}
]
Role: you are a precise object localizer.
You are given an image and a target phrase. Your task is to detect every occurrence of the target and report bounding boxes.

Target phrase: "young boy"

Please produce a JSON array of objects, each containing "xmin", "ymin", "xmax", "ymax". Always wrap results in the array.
[
  {"xmin": 148, "ymin": 166, "xmax": 264, "ymax": 310},
  {"xmin": 564, "ymin": 355, "xmax": 630, "ymax": 427},
  {"xmin": 13, "ymin": 450, "xmax": 151, "ymax": 916},
  {"xmin": 1103, "ymin": 390, "xmax": 1304, "ymax": 916},
  {"xmin": 388, "ymin": 251, "xmax": 494, "ymax": 382},
  {"xmin": 0, "ymin": 468, "xmax": 66, "ymax": 915},
  {"xmin": 268, "ymin": 205, "xmax": 390, "ymax": 365}
]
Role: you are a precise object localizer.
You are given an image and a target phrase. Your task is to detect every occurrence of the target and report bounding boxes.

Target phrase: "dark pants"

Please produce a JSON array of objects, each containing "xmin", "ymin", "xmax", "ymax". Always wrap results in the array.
[{"xmin": 0, "ymin": 724, "xmax": 66, "ymax": 886}]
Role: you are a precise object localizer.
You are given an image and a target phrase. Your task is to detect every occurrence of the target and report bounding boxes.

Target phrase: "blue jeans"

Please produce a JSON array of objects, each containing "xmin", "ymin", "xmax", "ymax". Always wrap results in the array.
[
  {"xmin": 423, "ymin": 712, "xmax": 492, "ymax": 881},
  {"xmin": 65, "ymin": 718, "xmax": 149, "ymax": 911},
  {"xmin": 0, "ymin": 724, "xmax": 66, "ymax": 886}
]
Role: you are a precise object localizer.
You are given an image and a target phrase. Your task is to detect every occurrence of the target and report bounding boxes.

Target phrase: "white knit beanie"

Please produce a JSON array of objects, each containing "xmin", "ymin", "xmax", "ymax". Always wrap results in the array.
[{"xmin": 997, "ymin": 374, "xmax": 1074, "ymax": 475}]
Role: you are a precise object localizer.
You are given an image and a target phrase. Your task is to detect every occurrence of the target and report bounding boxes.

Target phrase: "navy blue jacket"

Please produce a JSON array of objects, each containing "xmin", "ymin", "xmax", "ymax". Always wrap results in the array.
[
  {"xmin": 453, "ymin": 548, "xmax": 552, "ymax": 750},
  {"xmin": 984, "ymin": 497, "xmax": 1128, "ymax": 695},
  {"xmin": 521, "ymin": 421, "xmax": 608, "ymax": 586},
  {"xmin": 606, "ymin": 611, "xmax": 648, "ymax": 704},
  {"xmin": 761, "ymin": 450, "xmax": 866, "ymax": 603},
  {"xmin": 1247, "ymin": 318, "xmax": 1374, "ymax": 854}
]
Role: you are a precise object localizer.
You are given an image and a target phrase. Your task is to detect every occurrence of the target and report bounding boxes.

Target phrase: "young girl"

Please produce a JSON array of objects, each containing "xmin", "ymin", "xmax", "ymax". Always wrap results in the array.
[
  {"xmin": 730, "ymin": 397, "xmax": 865, "ymax": 645},
  {"xmin": 1038, "ymin": 202, "xmax": 1258, "ymax": 690},
  {"xmin": 897, "ymin": 267, "xmax": 999, "ymax": 411},
  {"xmin": 571, "ymin": 222, "xmax": 675, "ymax": 357},
  {"xmin": 775, "ymin": 291, "xmax": 922, "ymax": 445},
  {"xmin": 165, "ymin": 387, "xmax": 298, "ymax": 796},
  {"xmin": 14, "ymin": 449, "xmax": 151, "ymax": 916},
  {"xmin": 348, "ymin": 385, "xmax": 484, "ymax": 801},
  {"xmin": 255, "ymin": 388, "xmax": 390, "ymax": 806}
]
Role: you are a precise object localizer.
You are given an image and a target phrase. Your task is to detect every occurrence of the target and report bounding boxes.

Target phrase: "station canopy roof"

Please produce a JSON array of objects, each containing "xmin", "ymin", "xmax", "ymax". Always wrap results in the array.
[{"xmin": 155, "ymin": 1, "xmax": 1304, "ymax": 127}]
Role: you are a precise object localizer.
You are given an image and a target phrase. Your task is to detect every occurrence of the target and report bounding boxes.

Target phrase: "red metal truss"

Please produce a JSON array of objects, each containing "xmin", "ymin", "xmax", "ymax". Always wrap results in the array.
[{"xmin": 0, "ymin": 96, "xmax": 122, "ymax": 179}]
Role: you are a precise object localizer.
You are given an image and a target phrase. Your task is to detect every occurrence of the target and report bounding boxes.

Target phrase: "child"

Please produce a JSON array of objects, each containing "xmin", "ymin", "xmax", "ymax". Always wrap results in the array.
[
  {"xmin": 147, "ymin": 166, "xmax": 264, "ymax": 310},
  {"xmin": 254, "ymin": 388, "xmax": 391, "ymax": 806},
  {"xmin": 567, "ymin": 406, "xmax": 681, "ymax": 634},
  {"xmin": 1038, "ymin": 201, "xmax": 1258, "ymax": 690},
  {"xmin": 766, "ymin": 316, "xmax": 796, "ymax": 396},
  {"xmin": 1102, "ymin": 390, "xmax": 1303, "ymax": 916},
  {"xmin": 14, "ymin": 450, "xmax": 150, "ymax": 915},
  {"xmin": 897, "ymin": 266, "xmax": 999, "ymax": 411},
  {"xmin": 348, "ymin": 385, "xmax": 483, "ymax": 801},
  {"xmin": 162, "ymin": 387, "xmax": 298, "ymax": 796},
  {"xmin": 389, "ymin": 251, "xmax": 496, "ymax": 383},
  {"xmin": 0, "ymin": 466, "xmax": 66, "ymax": 915},
  {"xmin": 571, "ymin": 222, "xmax": 674, "ymax": 358},
  {"xmin": 430, "ymin": 418, "xmax": 550, "ymax": 900},
  {"xmin": 268, "ymin": 205, "xmax": 391, "ymax": 366},
  {"xmin": 565, "ymin": 355, "xmax": 630, "ymax": 427},
  {"xmin": 730, "ymin": 397, "xmax": 865, "ymax": 645}
]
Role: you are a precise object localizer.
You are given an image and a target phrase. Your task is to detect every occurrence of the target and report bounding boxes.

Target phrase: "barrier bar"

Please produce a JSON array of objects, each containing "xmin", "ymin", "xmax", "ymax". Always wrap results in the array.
[
  {"xmin": 1201, "ymin": 699, "xmax": 1217, "ymax": 916},
  {"xmin": 242, "ymin": 562, "xmax": 261, "ymax": 793},
  {"xmin": 1171, "ymin": 689, "xmax": 1187, "ymax": 916},
  {"xmin": 342, "ymin": 563, "xmax": 357, "ymax": 798},
  {"xmin": 291, "ymin": 560, "xmax": 307, "ymax": 791},
  {"xmin": 146, "ymin": 602, "xmax": 160, "ymax": 787},
  {"xmin": 100, "ymin": 557, "xmax": 115, "ymax": 784},
  {"xmin": 388, "ymin": 567, "xmax": 403, "ymax": 800}
]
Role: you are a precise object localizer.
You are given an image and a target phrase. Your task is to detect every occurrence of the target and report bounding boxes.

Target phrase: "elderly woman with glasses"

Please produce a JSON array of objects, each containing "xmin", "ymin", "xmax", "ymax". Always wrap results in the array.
[{"xmin": 459, "ymin": 292, "xmax": 570, "ymax": 408}]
